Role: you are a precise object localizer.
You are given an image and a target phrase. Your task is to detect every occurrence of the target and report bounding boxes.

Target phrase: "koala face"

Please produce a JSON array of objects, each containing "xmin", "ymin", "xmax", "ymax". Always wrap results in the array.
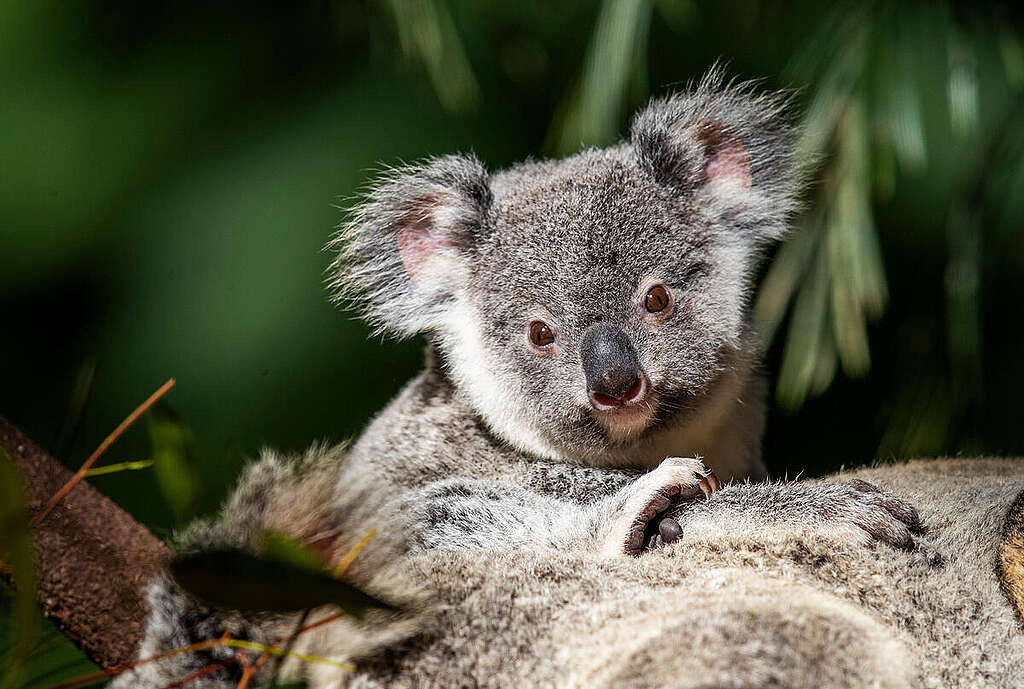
[
  {"xmin": 331, "ymin": 73, "xmax": 797, "ymax": 463},
  {"xmin": 462, "ymin": 149, "xmax": 744, "ymax": 451}
]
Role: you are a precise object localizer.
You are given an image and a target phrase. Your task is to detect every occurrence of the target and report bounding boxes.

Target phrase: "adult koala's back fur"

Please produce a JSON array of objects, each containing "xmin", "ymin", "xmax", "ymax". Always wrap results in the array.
[{"xmin": 296, "ymin": 459, "xmax": 1024, "ymax": 689}]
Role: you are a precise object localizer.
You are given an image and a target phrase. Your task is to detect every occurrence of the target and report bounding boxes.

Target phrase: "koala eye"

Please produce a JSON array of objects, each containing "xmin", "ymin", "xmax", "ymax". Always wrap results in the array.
[
  {"xmin": 528, "ymin": 320, "xmax": 556, "ymax": 349},
  {"xmin": 643, "ymin": 284, "xmax": 672, "ymax": 314}
]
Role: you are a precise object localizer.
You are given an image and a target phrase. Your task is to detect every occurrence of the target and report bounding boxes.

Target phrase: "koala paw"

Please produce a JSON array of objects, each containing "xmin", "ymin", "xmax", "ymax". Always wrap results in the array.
[
  {"xmin": 601, "ymin": 457, "xmax": 719, "ymax": 557},
  {"xmin": 818, "ymin": 478, "xmax": 924, "ymax": 550}
]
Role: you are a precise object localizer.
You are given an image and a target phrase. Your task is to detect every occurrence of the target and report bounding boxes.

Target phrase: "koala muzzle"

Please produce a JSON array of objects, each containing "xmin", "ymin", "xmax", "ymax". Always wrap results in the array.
[{"xmin": 580, "ymin": 323, "xmax": 647, "ymax": 409}]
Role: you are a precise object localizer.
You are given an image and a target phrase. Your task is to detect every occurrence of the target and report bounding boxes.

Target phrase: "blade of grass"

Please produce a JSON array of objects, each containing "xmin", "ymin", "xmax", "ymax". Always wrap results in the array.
[
  {"xmin": 332, "ymin": 529, "xmax": 376, "ymax": 578},
  {"xmin": 54, "ymin": 358, "xmax": 97, "ymax": 462},
  {"xmin": 83, "ymin": 460, "xmax": 154, "ymax": 478}
]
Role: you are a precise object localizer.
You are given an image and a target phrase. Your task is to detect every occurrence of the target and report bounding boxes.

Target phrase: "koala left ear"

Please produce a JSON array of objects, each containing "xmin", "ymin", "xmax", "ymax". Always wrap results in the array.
[
  {"xmin": 328, "ymin": 154, "xmax": 491, "ymax": 337},
  {"xmin": 630, "ymin": 71, "xmax": 799, "ymax": 244}
]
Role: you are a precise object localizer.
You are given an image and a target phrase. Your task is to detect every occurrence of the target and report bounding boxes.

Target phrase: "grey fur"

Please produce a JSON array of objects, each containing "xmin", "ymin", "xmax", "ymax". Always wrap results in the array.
[
  {"xmin": 115, "ymin": 74, "xmax": 992, "ymax": 688},
  {"xmin": 115, "ymin": 459, "xmax": 1024, "ymax": 688},
  {"xmin": 327, "ymin": 70, "xmax": 799, "ymax": 480}
]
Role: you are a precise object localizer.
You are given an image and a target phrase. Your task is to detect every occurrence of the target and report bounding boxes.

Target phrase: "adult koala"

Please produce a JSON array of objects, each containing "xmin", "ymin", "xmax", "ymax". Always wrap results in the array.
[
  {"xmin": 295, "ymin": 459, "xmax": 1024, "ymax": 689},
  {"xmin": 120, "ymin": 460, "xmax": 1024, "ymax": 688}
]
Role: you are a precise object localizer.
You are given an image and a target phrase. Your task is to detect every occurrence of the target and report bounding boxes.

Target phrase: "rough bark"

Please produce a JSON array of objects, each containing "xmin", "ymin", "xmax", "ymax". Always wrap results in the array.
[{"xmin": 0, "ymin": 415, "xmax": 168, "ymax": 669}]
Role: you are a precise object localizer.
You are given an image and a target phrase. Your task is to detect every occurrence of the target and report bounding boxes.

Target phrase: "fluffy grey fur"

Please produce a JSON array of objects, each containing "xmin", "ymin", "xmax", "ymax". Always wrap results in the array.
[
  {"xmin": 116, "ymin": 459, "xmax": 1024, "ymax": 688},
  {"xmin": 116, "ymin": 74, "xmax": 997, "ymax": 688},
  {"xmin": 327, "ymin": 70, "xmax": 798, "ymax": 480}
]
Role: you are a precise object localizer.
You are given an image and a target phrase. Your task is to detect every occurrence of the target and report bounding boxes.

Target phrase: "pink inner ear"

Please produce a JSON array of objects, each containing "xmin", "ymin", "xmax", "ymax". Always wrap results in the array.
[
  {"xmin": 704, "ymin": 142, "xmax": 752, "ymax": 190},
  {"xmin": 397, "ymin": 220, "xmax": 452, "ymax": 283}
]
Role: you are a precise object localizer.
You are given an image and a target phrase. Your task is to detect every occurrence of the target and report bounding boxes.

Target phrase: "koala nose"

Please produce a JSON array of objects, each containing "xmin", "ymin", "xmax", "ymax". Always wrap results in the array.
[{"xmin": 580, "ymin": 323, "xmax": 647, "ymax": 409}]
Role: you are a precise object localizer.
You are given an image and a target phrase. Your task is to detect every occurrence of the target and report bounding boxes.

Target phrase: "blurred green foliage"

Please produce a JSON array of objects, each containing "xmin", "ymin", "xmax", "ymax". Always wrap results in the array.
[
  {"xmin": 146, "ymin": 402, "xmax": 202, "ymax": 525},
  {"xmin": 2, "ymin": 0, "xmax": 1024, "ymax": 683},
  {"xmin": 0, "ymin": 448, "xmax": 39, "ymax": 689}
]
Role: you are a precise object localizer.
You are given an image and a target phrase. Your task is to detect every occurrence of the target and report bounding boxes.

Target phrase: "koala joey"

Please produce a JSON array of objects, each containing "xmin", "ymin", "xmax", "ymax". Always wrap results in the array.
[
  {"xmin": 114, "ymin": 73, "xmax": 928, "ymax": 688},
  {"xmin": 314, "ymin": 72, "xmax": 807, "ymax": 567}
]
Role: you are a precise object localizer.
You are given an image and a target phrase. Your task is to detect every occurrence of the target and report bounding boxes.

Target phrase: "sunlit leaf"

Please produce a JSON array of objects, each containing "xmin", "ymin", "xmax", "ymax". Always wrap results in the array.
[
  {"xmin": 946, "ymin": 27, "xmax": 979, "ymax": 139},
  {"xmin": 828, "ymin": 96, "xmax": 885, "ymax": 376},
  {"xmin": 754, "ymin": 222, "xmax": 818, "ymax": 350},
  {"xmin": 877, "ymin": 8, "xmax": 927, "ymax": 170},
  {"xmin": 999, "ymin": 28, "xmax": 1024, "ymax": 88},
  {"xmin": 169, "ymin": 549, "xmax": 392, "ymax": 617},
  {"xmin": 776, "ymin": 244, "xmax": 831, "ymax": 410},
  {"xmin": 261, "ymin": 531, "xmax": 326, "ymax": 573}
]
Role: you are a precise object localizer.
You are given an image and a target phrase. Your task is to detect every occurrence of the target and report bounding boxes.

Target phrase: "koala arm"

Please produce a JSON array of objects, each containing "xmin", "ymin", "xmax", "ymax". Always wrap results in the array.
[
  {"xmin": 395, "ymin": 459, "xmax": 922, "ymax": 560},
  {"xmin": 398, "ymin": 478, "xmax": 598, "ymax": 552},
  {"xmin": 586, "ymin": 458, "xmax": 923, "ymax": 556},
  {"xmin": 661, "ymin": 478, "xmax": 923, "ymax": 550}
]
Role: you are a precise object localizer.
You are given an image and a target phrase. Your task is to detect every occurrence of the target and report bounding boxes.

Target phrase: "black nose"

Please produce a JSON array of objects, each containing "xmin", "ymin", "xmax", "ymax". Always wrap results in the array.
[{"xmin": 580, "ymin": 323, "xmax": 646, "ymax": 409}]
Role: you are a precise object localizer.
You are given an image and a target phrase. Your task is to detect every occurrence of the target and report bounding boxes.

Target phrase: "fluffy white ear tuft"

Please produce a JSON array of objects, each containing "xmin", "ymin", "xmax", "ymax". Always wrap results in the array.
[{"xmin": 327, "ymin": 155, "xmax": 491, "ymax": 337}]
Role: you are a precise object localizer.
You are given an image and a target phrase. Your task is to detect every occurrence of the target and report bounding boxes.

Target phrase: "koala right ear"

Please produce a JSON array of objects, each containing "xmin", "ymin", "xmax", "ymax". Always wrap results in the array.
[
  {"xmin": 630, "ymin": 70, "xmax": 798, "ymax": 245},
  {"xmin": 328, "ymin": 154, "xmax": 491, "ymax": 337}
]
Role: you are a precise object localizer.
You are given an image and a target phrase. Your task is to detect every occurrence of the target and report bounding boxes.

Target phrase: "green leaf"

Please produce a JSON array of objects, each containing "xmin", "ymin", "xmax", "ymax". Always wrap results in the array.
[
  {"xmin": 146, "ymin": 402, "xmax": 201, "ymax": 525},
  {"xmin": 168, "ymin": 549, "xmax": 393, "ymax": 617},
  {"xmin": 999, "ymin": 27, "xmax": 1024, "ymax": 88},
  {"xmin": 385, "ymin": 0, "xmax": 479, "ymax": 112},
  {"xmin": 754, "ymin": 222, "xmax": 818, "ymax": 350},
  {"xmin": 775, "ymin": 241, "xmax": 832, "ymax": 410},
  {"xmin": 261, "ymin": 531, "xmax": 326, "ymax": 573}
]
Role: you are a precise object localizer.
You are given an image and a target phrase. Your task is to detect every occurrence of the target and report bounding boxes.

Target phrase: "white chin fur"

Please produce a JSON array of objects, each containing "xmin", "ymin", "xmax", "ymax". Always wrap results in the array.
[{"xmin": 592, "ymin": 406, "xmax": 656, "ymax": 442}]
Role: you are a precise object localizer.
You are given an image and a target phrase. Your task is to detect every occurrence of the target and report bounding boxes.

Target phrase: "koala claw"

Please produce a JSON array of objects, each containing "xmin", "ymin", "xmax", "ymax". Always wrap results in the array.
[{"xmin": 602, "ymin": 457, "xmax": 719, "ymax": 557}]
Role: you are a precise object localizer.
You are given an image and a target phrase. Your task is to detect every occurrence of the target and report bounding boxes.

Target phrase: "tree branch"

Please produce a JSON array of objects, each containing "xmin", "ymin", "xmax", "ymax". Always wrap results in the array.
[{"xmin": 1, "ymin": 415, "xmax": 168, "ymax": 669}]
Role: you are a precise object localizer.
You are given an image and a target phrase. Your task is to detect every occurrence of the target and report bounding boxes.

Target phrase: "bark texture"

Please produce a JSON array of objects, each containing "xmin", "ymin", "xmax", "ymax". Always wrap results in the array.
[{"xmin": 0, "ymin": 415, "xmax": 168, "ymax": 669}]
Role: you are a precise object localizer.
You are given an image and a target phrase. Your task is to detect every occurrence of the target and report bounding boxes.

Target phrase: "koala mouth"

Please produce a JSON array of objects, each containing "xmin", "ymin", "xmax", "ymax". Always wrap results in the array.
[{"xmin": 591, "ymin": 395, "xmax": 658, "ymax": 441}]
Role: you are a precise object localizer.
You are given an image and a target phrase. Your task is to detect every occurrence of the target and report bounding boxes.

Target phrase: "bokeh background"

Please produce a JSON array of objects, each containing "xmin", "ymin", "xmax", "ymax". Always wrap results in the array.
[{"xmin": 2, "ymin": 1, "xmax": 1024, "ymax": 685}]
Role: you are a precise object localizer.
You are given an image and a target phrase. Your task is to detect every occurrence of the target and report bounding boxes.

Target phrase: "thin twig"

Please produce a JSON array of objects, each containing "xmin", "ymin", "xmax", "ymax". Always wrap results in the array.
[
  {"xmin": 163, "ymin": 662, "xmax": 229, "ymax": 689},
  {"xmin": 266, "ymin": 609, "xmax": 312, "ymax": 687},
  {"xmin": 297, "ymin": 611, "xmax": 346, "ymax": 635},
  {"xmin": 43, "ymin": 637, "xmax": 221, "ymax": 689}
]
